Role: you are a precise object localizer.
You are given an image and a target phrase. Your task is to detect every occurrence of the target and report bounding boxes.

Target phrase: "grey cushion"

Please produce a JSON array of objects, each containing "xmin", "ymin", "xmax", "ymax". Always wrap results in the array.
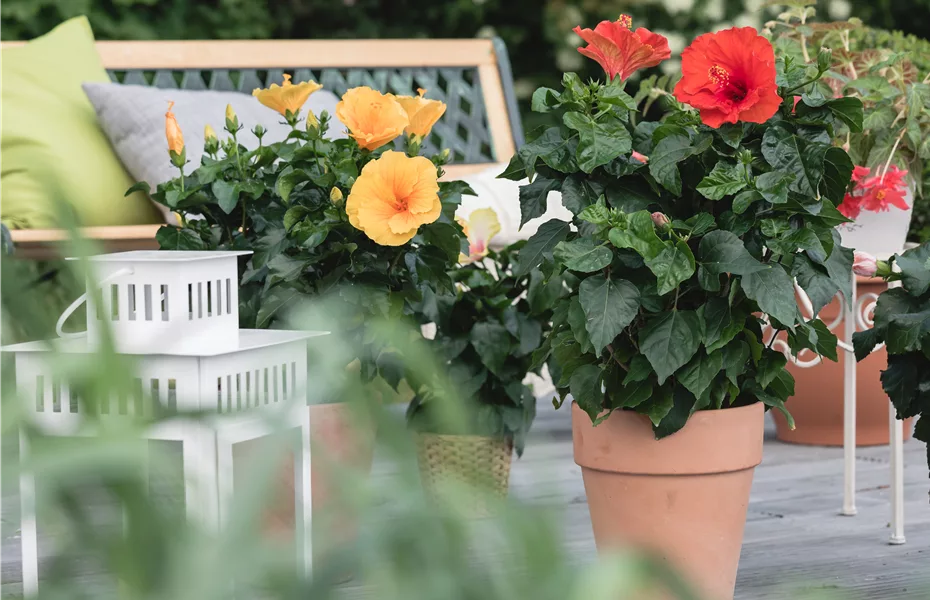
[{"xmin": 82, "ymin": 82, "xmax": 343, "ymax": 208}]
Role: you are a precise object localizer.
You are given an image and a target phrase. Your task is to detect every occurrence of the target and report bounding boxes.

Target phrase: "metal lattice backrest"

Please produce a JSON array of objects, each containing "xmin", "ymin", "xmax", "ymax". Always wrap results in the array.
[{"xmin": 108, "ymin": 66, "xmax": 495, "ymax": 164}]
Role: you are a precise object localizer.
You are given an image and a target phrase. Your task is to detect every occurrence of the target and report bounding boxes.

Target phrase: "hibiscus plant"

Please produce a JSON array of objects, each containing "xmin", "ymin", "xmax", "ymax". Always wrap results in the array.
[
  {"xmin": 406, "ymin": 209, "xmax": 559, "ymax": 454},
  {"xmin": 851, "ymin": 243, "xmax": 930, "ymax": 481},
  {"xmin": 508, "ymin": 17, "xmax": 861, "ymax": 435},
  {"xmin": 131, "ymin": 77, "xmax": 470, "ymax": 387},
  {"xmin": 764, "ymin": 1, "xmax": 930, "ymax": 220}
]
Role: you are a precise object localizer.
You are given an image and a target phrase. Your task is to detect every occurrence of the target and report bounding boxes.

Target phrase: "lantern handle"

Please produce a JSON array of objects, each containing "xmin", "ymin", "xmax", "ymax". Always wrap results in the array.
[{"xmin": 56, "ymin": 268, "xmax": 134, "ymax": 339}]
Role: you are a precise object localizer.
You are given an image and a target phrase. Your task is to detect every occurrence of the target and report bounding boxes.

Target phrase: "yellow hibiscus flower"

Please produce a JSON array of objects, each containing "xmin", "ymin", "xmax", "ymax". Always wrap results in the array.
[
  {"xmin": 391, "ymin": 88, "xmax": 447, "ymax": 139},
  {"xmin": 457, "ymin": 208, "xmax": 501, "ymax": 263},
  {"xmin": 252, "ymin": 74, "xmax": 323, "ymax": 118},
  {"xmin": 336, "ymin": 86, "xmax": 409, "ymax": 151},
  {"xmin": 346, "ymin": 151, "xmax": 440, "ymax": 246}
]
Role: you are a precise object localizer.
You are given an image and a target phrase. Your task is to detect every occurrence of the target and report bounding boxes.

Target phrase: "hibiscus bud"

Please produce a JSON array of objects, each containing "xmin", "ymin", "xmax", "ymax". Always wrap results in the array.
[
  {"xmin": 330, "ymin": 187, "xmax": 344, "ymax": 205},
  {"xmin": 252, "ymin": 124, "xmax": 266, "ymax": 140},
  {"xmin": 651, "ymin": 211, "xmax": 670, "ymax": 230},
  {"xmin": 203, "ymin": 124, "xmax": 219, "ymax": 155},
  {"xmin": 306, "ymin": 110, "xmax": 319, "ymax": 131},
  {"xmin": 631, "ymin": 150, "xmax": 649, "ymax": 164},
  {"xmin": 817, "ymin": 47, "xmax": 832, "ymax": 73},
  {"xmin": 225, "ymin": 104, "xmax": 239, "ymax": 133},
  {"xmin": 852, "ymin": 251, "xmax": 878, "ymax": 277},
  {"xmin": 440, "ymin": 148, "xmax": 451, "ymax": 162}
]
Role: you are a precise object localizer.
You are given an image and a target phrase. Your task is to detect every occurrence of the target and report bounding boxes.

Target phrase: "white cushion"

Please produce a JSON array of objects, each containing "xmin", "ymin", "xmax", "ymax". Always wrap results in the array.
[
  {"xmin": 82, "ymin": 82, "xmax": 344, "ymax": 220},
  {"xmin": 456, "ymin": 164, "xmax": 573, "ymax": 247}
]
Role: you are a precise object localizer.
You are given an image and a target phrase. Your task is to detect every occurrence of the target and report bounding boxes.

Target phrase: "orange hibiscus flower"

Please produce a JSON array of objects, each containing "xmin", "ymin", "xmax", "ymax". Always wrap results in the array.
[
  {"xmin": 573, "ymin": 15, "xmax": 670, "ymax": 81},
  {"xmin": 345, "ymin": 151, "xmax": 441, "ymax": 246},
  {"xmin": 252, "ymin": 74, "xmax": 323, "ymax": 119},
  {"xmin": 336, "ymin": 87, "xmax": 409, "ymax": 151},
  {"xmin": 391, "ymin": 88, "xmax": 447, "ymax": 139},
  {"xmin": 673, "ymin": 27, "xmax": 782, "ymax": 128}
]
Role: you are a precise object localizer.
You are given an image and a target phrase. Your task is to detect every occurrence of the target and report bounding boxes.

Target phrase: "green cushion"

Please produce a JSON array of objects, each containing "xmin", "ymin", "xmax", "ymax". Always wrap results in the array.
[{"xmin": 1, "ymin": 16, "xmax": 161, "ymax": 229}]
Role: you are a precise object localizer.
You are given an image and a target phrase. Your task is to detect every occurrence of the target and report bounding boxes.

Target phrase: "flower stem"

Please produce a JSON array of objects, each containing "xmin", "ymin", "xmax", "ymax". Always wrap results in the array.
[{"xmin": 880, "ymin": 128, "xmax": 907, "ymax": 182}]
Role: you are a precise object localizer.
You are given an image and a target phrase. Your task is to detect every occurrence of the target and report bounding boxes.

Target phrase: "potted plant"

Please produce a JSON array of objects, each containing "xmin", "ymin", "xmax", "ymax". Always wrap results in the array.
[
  {"xmin": 406, "ymin": 208, "xmax": 557, "ymax": 516},
  {"xmin": 137, "ymin": 79, "xmax": 467, "ymax": 554},
  {"xmin": 763, "ymin": 3, "xmax": 929, "ymax": 445},
  {"xmin": 508, "ymin": 16, "xmax": 859, "ymax": 599},
  {"xmin": 852, "ymin": 243, "xmax": 930, "ymax": 483}
]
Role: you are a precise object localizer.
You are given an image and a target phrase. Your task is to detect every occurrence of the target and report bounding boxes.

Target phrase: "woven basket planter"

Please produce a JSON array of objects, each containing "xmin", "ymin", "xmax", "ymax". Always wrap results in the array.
[{"xmin": 415, "ymin": 433, "xmax": 513, "ymax": 518}]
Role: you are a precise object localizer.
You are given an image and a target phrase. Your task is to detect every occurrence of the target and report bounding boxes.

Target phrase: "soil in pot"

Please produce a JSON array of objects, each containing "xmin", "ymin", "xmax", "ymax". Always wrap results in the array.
[
  {"xmin": 572, "ymin": 402, "xmax": 764, "ymax": 600},
  {"xmin": 773, "ymin": 277, "xmax": 913, "ymax": 446},
  {"xmin": 415, "ymin": 433, "xmax": 513, "ymax": 518}
]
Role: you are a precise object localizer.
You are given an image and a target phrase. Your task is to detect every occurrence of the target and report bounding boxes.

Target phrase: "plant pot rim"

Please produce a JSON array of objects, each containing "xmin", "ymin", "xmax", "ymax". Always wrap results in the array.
[{"xmin": 572, "ymin": 401, "xmax": 764, "ymax": 476}]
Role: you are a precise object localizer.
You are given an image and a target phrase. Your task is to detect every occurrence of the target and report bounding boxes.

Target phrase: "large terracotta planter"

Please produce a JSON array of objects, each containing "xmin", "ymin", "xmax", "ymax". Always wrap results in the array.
[
  {"xmin": 572, "ymin": 402, "xmax": 764, "ymax": 600},
  {"xmin": 415, "ymin": 433, "xmax": 513, "ymax": 518},
  {"xmin": 773, "ymin": 277, "xmax": 913, "ymax": 446}
]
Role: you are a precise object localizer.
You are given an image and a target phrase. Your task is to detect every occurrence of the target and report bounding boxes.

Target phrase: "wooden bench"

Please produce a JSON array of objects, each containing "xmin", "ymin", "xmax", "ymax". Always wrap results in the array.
[{"xmin": 3, "ymin": 38, "xmax": 524, "ymax": 259}]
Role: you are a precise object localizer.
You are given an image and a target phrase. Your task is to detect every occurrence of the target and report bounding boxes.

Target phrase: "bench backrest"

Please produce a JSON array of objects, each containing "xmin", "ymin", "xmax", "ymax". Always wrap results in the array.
[{"xmin": 96, "ymin": 38, "xmax": 523, "ymax": 177}]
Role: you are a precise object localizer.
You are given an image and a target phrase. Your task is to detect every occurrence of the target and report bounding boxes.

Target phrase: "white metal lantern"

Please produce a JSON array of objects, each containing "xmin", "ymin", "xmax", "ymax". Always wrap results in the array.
[
  {"xmin": 57, "ymin": 250, "xmax": 252, "ymax": 354},
  {"xmin": 5, "ymin": 250, "xmax": 328, "ymax": 596}
]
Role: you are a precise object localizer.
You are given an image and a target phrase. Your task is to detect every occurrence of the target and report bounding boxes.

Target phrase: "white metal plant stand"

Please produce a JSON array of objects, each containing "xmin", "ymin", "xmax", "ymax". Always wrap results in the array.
[
  {"xmin": 3, "ymin": 251, "xmax": 326, "ymax": 595},
  {"xmin": 763, "ymin": 275, "xmax": 906, "ymax": 545}
]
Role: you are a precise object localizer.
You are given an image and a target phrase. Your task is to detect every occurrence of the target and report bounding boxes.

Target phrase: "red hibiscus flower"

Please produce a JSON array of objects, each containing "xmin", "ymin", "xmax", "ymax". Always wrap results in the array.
[
  {"xmin": 673, "ymin": 27, "xmax": 782, "ymax": 128},
  {"xmin": 573, "ymin": 15, "xmax": 671, "ymax": 81}
]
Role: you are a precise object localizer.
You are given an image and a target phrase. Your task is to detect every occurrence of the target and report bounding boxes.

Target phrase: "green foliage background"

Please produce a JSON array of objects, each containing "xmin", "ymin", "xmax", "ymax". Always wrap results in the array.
[{"xmin": 3, "ymin": 0, "xmax": 929, "ymax": 241}]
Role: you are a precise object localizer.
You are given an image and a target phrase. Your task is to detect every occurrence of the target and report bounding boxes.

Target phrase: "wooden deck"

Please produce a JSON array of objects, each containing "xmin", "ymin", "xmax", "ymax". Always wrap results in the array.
[{"xmin": 3, "ymin": 403, "xmax": 929, "ymax": 598}]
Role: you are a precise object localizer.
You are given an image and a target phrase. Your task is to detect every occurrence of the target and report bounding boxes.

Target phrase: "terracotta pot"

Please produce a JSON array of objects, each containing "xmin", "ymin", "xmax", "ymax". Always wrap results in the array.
[
  {"xmin": 415, "ymin": 433, "xmax": 513, "ymax": 518},
  {"xmin": 773, "ymin": 277, "xmax": 913, "ymax": 446},
  {"xmin": 232, "ymin": 401, "xmax": 376, "ymax": 559},
  {"xmin": 573, "ymin": 402, "xmax": 764, "ymax": 600}
]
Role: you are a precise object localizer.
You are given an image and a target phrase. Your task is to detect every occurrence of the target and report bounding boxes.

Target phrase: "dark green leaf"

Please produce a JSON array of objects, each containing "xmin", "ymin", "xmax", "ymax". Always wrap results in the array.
[
  {"xmin": 570, "ymin": 364, "xmax": 604, "ymax": 422},
  {"xmin": 212, "ymin": 180, "xmax": 241, "ymax": 214},
  {"xmin": 701, "ymin": 297, "xmax": 744, "ymax": 353},
  {"xmin": 652, "ymin": 387, "xmax": 696, "ymax": 437},
  {"xmin": 639, "ymin": 310, "xmax": 703, "ymax": 384},
  {"xmin": 567, "ymin": 297, "xmax": 594, "ymax": 353},
  {"xmin": 698, "ymin": 230, "xmax": 766, "ymax": 275},
  {"xmin": 761, "ymin": 126, "xmax": 823, "ymax": 197},
  {"xmin": 519, "ymin": 127, "xmax": 577, "ymax": 173},
  {"xmin": 678, "ymin": 350, "xmax": 724, "ymax": 400},
  {"xmin": 519, "ymin": 178, "xmax": 560, "ymax": 227},
  {"xmin": 608, "ymin": 211, "xmax": 665, "ymax": 261},
  {"xmin": 470, "ymin": 322, "xmax": 511, "ymax": 376},
  {"xmin": 648, "ymin": 134, "xmax": 694, "ymax": 196},
  {"xmin": 256, "ymin": 287, "xmax": 301, "ymax": 328},
  {"xmin": 514, "ymin": 219, "xmax": 571, "ymax": 276},
  {"xmin": 563, "ymin": 112, "xmax": 632, "ymax": 173},
  {"xmin": 742, "ymin": 264, "xmax": 799, "ymax": 327},
  {"xmin": 755, "ymin": 171, "xmax": 793, "ymax": 204},
  {"xmin": 733, "ymin": 190, "xmax": 763, "ymax": 214},
  {"xmin": 696, "ymin": 161, "xmax": 747, "ymax": 200},
  {"xmin": 896, "ymin": 243, "xmax": 930, "ymax": 296},
  {"xmin": 645, "ymin": 240, "xmax": 696, "ymax": 296},
  {"xmin": 792, "ymin": 254, "xmax": 839, "ymax": 317},
  {"xmin": 554, "ymin": 238, "xmax": 613, "ymax": 273},
  {"xmin": 757, "ymin": 349, "xmax": 788, "ymax": 389},
  {"xmin": 155, "ymin": 226, "xmax": 205, "ymax": 250},
  {"xmin": 820, "ymin": 147, "xmax": 854, "ymax": 204},
  {"xmin": 579, "ymin": 275, "xmax": 641, "ymax": 356}
]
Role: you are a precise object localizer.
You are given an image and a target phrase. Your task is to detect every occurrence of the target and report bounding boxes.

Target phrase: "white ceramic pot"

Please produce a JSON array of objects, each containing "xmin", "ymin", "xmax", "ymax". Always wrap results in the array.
[{"xmin": 837, "ymin": 186, "xmax": 914, "ymax": 260}]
